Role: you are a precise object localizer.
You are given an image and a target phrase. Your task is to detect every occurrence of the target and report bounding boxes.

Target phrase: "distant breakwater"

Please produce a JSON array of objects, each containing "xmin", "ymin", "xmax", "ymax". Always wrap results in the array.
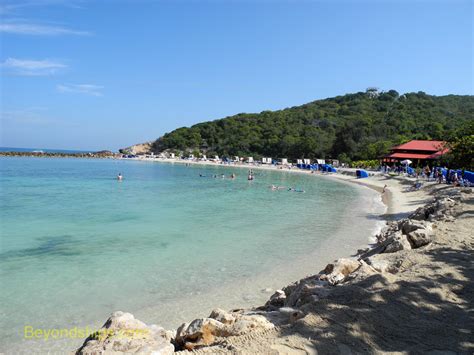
[{"xmin": 0, "ymin": 151, "xmax": 119, "ymax": 159}]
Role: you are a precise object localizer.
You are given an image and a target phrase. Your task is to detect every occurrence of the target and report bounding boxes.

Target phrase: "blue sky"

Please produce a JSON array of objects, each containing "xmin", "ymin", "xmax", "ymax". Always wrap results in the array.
[{"xmin": 1, "ymin": 0, "xmax": 472, "ymax": 151}]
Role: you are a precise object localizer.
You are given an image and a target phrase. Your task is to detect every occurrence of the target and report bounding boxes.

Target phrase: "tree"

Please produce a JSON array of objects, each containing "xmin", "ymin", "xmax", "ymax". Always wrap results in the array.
[
  {"xmin": 148, "ymin": 91, "xmax": 474, "ymax": 162},
  {"xmin": 445, "ymin": 135, "xmax": 474, "ymax": 170}
]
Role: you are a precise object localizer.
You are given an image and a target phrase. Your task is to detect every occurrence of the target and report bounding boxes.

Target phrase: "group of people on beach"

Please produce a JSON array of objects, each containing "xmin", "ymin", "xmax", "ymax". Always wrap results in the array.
[{"xmin": 381, "ymin": 164, "xmax": 471, "ymax": 187}]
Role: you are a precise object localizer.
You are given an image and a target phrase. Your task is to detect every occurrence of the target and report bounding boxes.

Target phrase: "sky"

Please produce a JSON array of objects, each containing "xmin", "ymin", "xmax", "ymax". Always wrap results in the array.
[{"xmin": 0, "ymin": 0, "xmax": 472, "ymax": 151}]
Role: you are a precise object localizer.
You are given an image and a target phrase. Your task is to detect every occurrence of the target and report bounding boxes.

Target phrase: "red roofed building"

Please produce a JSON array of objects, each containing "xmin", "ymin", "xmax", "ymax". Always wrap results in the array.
[{"xmin": 384, "ymin": 140, "xmax": 449, "ymax": 163}]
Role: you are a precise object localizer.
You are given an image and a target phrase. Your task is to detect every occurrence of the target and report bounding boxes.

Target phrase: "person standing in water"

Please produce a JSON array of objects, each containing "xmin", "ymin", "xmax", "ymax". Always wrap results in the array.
[{"xmin": 117, "ymin": 173, "xmax": 123, "ymax": 181}]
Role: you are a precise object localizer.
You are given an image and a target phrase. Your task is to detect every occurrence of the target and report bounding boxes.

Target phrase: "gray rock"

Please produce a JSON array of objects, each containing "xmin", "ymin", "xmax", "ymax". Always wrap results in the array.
[
  {"xmin": 384, "ymin": 232, "xmax": 412, "ymax": 253},
  {"xmin": 400, "ymin": 219, "xmax": 426, "ymax": 235},
  {"xmin": 322, "ymin": 258, "xmax": 361, "ymax": 285},
  {"xmin": 209, "ymin": 308, "xmax": 236, "ymax": 325},
  {"xmin": 266, "ymin": 290, "xmax": 286, "ymax": 308},
  {"xmin": 175, "ymin": 318, "xmax": 228, "ymax": 350},
  {"xmin": 407, "ymin": 228, "xmax": 433, "ymax": 248}
]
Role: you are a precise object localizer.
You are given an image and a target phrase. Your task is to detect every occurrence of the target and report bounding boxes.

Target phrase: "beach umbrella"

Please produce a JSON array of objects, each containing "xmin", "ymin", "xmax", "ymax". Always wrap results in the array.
[{"xmin": 401, "ymin": 159, "xmax": 412, "ymax": 165}]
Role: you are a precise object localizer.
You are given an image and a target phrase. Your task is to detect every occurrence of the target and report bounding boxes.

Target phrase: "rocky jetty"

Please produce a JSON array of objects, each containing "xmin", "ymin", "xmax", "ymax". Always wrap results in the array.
[
  {"xmin": 0, "ymin": 150, "xmax": 119, "ymax": 158},
  {"xmin": 75, "ymin": 185, "xmax": 473, "ymax": 354}
]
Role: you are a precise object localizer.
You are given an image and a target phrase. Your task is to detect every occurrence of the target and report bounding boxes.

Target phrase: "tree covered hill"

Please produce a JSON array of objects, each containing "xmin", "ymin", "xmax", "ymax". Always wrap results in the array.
[{"xmin": 150, "ymin": 89, "xmax": 474, "ymax": 162}]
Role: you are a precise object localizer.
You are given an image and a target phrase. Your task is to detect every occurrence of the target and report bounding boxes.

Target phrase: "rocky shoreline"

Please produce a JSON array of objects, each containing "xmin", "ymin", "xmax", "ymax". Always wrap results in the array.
[{"xmin": 75, "ymin": 183, "xmax": 473, "ymax": 354}]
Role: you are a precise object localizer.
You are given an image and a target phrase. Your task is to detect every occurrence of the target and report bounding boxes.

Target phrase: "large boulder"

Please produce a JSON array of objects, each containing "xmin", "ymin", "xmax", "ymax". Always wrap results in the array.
[
  {"xmin": 407, "ymin": 228, "xmax": 433, "ymax": 248},
  {"xmin": 76, "ymin": 311, "xmax": 174, "ymax": 355},
  {"xmin": 384, "ymin": 232, "xmax": 412, "ymax": 253},
  {"xmin": 399, "ymin": 220, "xmax": 427, "ymax": 235},
  {"xmin": 284, "ymin": 280, "xmax": 330, "ymax": 307},
  {"xmin": 175, "ymin": 311, "xmax": 275, "ymax": 350},
  {"xmin": 209, "ymin": 308, "xmax": 236, "ymax": 325},
  {"xmin": 321, "ymin": 258, "xmax": 361, "ymax": 285},
  {"xmin": 175, "ymin": 317, "xmax": 228, "ymax": 350},
  {"xmin": 265, "ymin": 290, "xmax": 286, "ymax": 308}
]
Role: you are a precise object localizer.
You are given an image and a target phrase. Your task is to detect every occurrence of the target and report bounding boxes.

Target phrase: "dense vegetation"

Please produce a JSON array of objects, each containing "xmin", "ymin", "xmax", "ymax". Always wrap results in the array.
[{"xmin": 152, "ymin": 89, "xmax": 474, "ymax": 163}]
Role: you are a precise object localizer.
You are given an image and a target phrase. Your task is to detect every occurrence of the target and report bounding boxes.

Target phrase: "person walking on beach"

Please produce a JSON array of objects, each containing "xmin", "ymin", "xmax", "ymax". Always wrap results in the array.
[{"xmin": 437, "ymin": 169, "xmax": 443, "ymax": 184}]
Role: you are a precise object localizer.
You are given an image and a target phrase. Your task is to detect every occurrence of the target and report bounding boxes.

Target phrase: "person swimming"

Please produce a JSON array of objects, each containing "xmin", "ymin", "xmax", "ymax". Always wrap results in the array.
[
  {"xmin": 117, "ymin": 173, "xmax": 123, "ymax": 181},
  {"xmin": 288, "ymin": 187, "xmax": 304, "ymax": 192},
  {"xmin": 270, "ymin": 185, "xmax": 285, "ymax": 190}
]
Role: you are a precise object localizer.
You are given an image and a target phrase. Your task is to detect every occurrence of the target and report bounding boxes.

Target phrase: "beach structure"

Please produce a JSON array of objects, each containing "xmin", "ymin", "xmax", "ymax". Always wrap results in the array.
[
  {"xmin": 234, "ymin": 156, "xmax": 240, "ymax": 162},
  {"xmin": 189, "ymin": 154, "xmax": 194, "ymax": 160},
  {"xmin": 201, "ymin": 155, "xmax": 207, "ymax": 161},
  {"xmin": 303, "ymin": 159, "xmax": 311, "ymax": 165},
  {"xmin": 316, "ymin": 159, "xmax": 325, "ymax": 165},
  {"xmin": 280, "ymin": 158, "xmax": 289, "ymax": 165},
  {"xmin": 214, "ymin": 155, "xmax": 220, "ymax": 162},
  {"xmin": 384, "ymin": 140, "xmax": 448, "ymax": 164},
  {"xmin": 262, "ymin": 157, "xmax": 272, "ymax": 164},
  {"xmin": 170, "ymin": 153, "xmax": 175, "ymax": 159},
  {"xmin": 297, "ymin": 159, "xmax": 303, "ymax": 165},
  {"xmin": 247, "ymin": 157, "xmax": 254, "ymax": 163},
  {"xmin": 356, "ymin": 169, "xmax": 369, "ymax": 178}
]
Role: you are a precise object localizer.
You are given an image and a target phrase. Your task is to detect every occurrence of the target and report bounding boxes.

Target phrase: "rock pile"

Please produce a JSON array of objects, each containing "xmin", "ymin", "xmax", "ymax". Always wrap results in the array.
[{"xmin": 76, "ymin": 311, "xmax": 174, "ymax": 355}]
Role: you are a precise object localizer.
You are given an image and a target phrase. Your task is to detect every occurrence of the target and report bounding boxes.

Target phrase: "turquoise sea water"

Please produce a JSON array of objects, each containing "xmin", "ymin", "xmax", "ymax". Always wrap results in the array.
[{"xmin": 0, "ymin": 157, "xmax": 384, "ymax": 353}]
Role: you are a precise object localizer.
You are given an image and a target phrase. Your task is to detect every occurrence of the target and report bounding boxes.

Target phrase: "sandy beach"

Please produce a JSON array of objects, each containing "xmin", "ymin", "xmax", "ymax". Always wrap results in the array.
[{"xmin": 75, "ymin": 159, "xmax": 473, "ymax": 354}]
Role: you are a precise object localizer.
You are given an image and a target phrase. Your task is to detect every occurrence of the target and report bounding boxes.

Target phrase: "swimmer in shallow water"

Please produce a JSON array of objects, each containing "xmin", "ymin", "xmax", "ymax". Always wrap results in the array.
[
  {"xmin": 288, "ymin": 187, "xmax": 305, "ymax": 192},
  {"xmin": 117, "ymin": 173, "xmax": 123, "ymax": 181},
  {"xmin": 270, "ymin": 185, "xmax": 285, "ymax": 190}
]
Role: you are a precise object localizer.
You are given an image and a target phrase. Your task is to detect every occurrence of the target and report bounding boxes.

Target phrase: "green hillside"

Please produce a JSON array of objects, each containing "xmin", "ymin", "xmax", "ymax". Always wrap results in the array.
[{"xmin": 152, "ymin": 89, "xmax": 474, "ymax": 162}]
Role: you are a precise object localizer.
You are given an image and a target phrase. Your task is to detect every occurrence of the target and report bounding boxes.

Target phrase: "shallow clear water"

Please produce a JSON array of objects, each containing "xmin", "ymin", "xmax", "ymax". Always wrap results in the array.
[{"xmin": 0, "ymin": 157, "xmax": 384, "ymax": 352}]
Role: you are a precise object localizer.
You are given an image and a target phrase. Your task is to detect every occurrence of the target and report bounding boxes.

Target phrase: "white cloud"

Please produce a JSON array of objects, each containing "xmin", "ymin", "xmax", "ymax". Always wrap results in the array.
[
  {"xmin": 0, "ymin": 22, "xmax": 90, "ymax": 36},
  {"xmin": 1, "ymin": 57, "xmax": 67, "ymax": 76},
  {"xmin": 0, "ymin": 1, "xmax": 86, "ymax": 15},
  {"xmin": 57, "ymin": 84, "xmax": 104, "ymax": 97}
]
